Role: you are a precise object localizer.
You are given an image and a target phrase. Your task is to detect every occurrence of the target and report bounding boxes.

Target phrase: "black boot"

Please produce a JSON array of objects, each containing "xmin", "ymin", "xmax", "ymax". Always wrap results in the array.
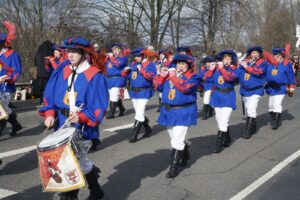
[
  {"xmin": 207, "ymin": 105, "xmax": 213, "ymax": 118},
  {"xmin": 85, "ymin": 166, "xmax": 104, "ymax": 200},
  {"xmin": 7, "ymin": 112, "xmax": 22, "ymax": 136},
  {"xmin": 90, "ymin": 138, "xmax": 101, "ymax": 152},
  {"xmin": 59, "ymin": 189, "xmax": 79, "ymax": 200},
  {"xmin": 117, "ymin": 100, "xmax": 126, "ymax": 117},
  {"xmin": 178, "ymin": 143, "xmax": 190, "ymax": 167},
  {"xmin": 269, "ymin": 112, "xmax": 274, "ymax": 126},
  {"xmin": 244, "ymin": 116, "xmax": 251, "ymax": 139},
  {"xmin": 106, "ymin": 102, "xmax": 117, "ymax": 119},
  {"xmin": 272, "ymin": 112, "xmax": 281, "ymax": 130},
  {"xmin": 129, "ymin": 120, "xmax": 143, "ymax": 143},
  {"xmin": 0, "ymin": 119, "xmax": 7, "ymax": 136},
  {"xmin": 223, "ymin": 129, "xmax": 231, "ymax": 147},
  {"xmin": 251, "ymin": 118, "xmax": 257, "ymax": 135},
  {"xmin": 202, "ymin": 104, "xmax": 208, "ymax": 120},
  {"xmin": 0, "ymin": 159, "xmax": 2, "ymax": 166},
  {"xmin": 157, "ymin": 98, "xmax": 162, "ymax": 112},
  {"xmin": 213, "ymin": 131, "xmax": 225, "ymax": 153},
  {"xmin": 142, "ymin": 117, "xmax": 152, "ymax": 138},
  {"xmin": 166, "ymin": 149, "xmax": 183, "ymax": 178}
]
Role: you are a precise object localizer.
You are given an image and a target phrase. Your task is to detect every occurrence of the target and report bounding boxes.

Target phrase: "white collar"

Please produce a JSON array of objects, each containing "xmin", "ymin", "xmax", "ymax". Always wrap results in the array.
[{"xmin": 70, "ymin": 60, "xmax": 90, "ymax": 73}]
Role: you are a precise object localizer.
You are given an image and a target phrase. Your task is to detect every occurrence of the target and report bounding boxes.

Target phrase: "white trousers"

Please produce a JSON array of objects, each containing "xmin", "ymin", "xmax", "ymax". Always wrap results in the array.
[
  {"xmin": 132, "ymin": 99, "xmax": 148, "ymax": 122},
  {"xmin": 242, "ymin": 95, "xmax": 261, "ymax": 118},
  {"xmin": 268, "ymin": 95, "xmax": 285, "ymax": 113},
  {"xmin": 109, "ymin": 87, "xmax": 121, "ymax": 102},
  {"xmin": 0, "ymin": 92, "xmax": 12, "ymax": 115},
  {"xmin": 203, "ymin": 90, "xmax": 212, "ymax": 105},
  {"xmin": 78, "ymin": 154, "xmax": 93, "ymax": 174},
  {"xmin": 215, "ymin": 107, "xmax": 233, "ymax": 132},
  {"xmin": 167, "ymin": 126, "xmax": 188, "ymax": 150}
]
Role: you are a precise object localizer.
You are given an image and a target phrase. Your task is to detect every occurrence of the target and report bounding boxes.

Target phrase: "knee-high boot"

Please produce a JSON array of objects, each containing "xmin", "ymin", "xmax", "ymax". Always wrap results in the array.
[
  {"xmin": 117, "ymin": 100, "xmax": 126, "ymax": 117},
  {"xmin": 85, "ymin": 166, "xmax": 104, "ymax": 200},
  {"xmin": 142, "ymin": 117, "xmax": 152, "ymax": 138},
  {"xmin": 166, "ymin": 149, "xmax": 183, "ymax": 178},
  {"xmin": 129, "ymin": 120, "xmax": 143, "ymax": 143},
  {"xmin": 7, "ymin": 112, "xmax": 22, "ymax": 136},
  {"xmin": 106, "ymin": 102, "xmax": 117, "ymax": 119}
]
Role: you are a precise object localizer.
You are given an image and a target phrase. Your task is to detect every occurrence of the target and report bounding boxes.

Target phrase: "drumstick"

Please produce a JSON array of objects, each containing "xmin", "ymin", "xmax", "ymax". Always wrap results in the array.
[
  {"xmin": 61, "ymin": 104, "xmax": 84, "ymax": 129},
  {"xmin": 42, "ymin": 118, "xmax": 57, "ymax": 134}
]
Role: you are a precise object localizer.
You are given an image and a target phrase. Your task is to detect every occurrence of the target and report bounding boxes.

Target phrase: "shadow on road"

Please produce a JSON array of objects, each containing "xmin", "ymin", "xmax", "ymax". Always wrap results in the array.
[
  {"xmin": 102, "ymin": 134, "xmax": 216, "ymax": 200},
  {"xmin": 3, "ymin": 185, "xmax": 54, "ymax": 200},
  {"xmin": 0, "ymin": 124, "xmax": 45, "ymax": 143},
  {"xmin": 0, "ymin": 151, "xmax": 37, "ymax": 175}
]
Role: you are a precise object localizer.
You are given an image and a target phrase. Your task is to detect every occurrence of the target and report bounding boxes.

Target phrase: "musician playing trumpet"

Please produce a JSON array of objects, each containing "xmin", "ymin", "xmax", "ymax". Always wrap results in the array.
[
  {"xmin": 236, "ymin": 46, "xmax": 268, "ymax": 139},
  {"xmin": 206, "ymin": 50, "xmax": 238, "ymax": 153}
]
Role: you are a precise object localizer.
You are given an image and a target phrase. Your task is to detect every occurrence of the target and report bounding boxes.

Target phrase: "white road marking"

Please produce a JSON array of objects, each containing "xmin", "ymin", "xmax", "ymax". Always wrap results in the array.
[
  {"xmin": 103, "ymin": 123, "xmax": 134, "ymax": 132},
  {"xmin": 0, "ymin": 145, "xmax": 37, "ymax": 159},
  {"xmin": 0, "ymin": 188, "xmax": 17, "ymax": 199},
  {"xmin": 0, "ymin": 123, "xmax": 134, "ymax": 159},
  {"xmin": 229, "ymin": 148, "xmax": 300, "ymax": 200}
]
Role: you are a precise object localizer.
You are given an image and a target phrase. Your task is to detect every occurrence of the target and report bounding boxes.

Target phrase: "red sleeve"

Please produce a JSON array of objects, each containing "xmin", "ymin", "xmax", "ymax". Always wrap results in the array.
[
  {"xmin": 219, "ymin": 68, "xmax": 236, "ymax": 81},
  {"xmin": 263, "ymin": 51, "xmax": 280, "ymax": 66},
  {"xmin": 169, "ymin": 76, "xmax": 195, "ymax": 94},
  {"xmin": 139, "ymin": 67, "xmax": 153, "ymax": 80}
]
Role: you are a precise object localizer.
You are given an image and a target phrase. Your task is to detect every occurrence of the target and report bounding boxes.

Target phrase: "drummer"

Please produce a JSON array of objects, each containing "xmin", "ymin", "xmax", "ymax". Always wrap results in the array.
[{"xmin": 39, "ymin": 36, "xmax": 108, "ymax": 200}]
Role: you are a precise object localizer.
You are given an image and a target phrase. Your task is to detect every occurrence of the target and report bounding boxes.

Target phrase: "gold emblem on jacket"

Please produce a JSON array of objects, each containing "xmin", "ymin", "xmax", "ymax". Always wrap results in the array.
[
  {"xmin": 244, "ymin": 73, "xmax": 250, "ymax": 81},
  {"xmin": 168, "ymin": 89, "xmax": 176, "ymax": 100},
  {"xmin": 63, "ymin": 92, "xmax": 78, "ymax": 105},
  {"xmin": 0, "ymin": 64, "xmax": 2, "ymax": 71},
  {"xmin": 108, "ymin": 63, "xmax": 112, "ymax": 69},
  {"xmin": 271, "ymin": 69, "xmax": 278, "ymax": 76},
  {"xmin": 218, "ymin": 76, "xmax": 224, "ymax": 84},
  {"xmin": 132, "ymin": 71, "xmax": 137, "ymax": 80}
]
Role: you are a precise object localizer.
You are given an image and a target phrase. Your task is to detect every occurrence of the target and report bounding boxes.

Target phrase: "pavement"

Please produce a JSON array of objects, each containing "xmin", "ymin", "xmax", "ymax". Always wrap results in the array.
[{"xmin": 0, "ymin": 88, "xmax": 300, "ymax": 200}]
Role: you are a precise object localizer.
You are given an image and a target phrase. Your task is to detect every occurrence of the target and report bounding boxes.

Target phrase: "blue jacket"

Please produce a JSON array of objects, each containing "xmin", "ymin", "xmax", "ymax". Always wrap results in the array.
[
  {"xmin": 0, "ymin": 49, "xmax": 22, "ymax": 93},
  {"xmin": 155, "ymin": 69, "xmax": 198, "ymax": 126},
  {"xmin": 39, "ymin": 61, "xmax": 109, "ymax": 139},
  {"xmin": 105, "ymin": 55, "xmax": 128, "ymax": 88},
  {"xmin": 209, "ymin": 66, "xmax": 238, "ymax": 110},
  {"xmin": 125, "ymin": 60, "xmax": 157, "ymax": 99},
  {"xmin": 265, "ymin": 60, "xmax": 296, "ymax": 95},
  {"xmin": 199, "ymin": 65, "xmax": 214, "ymax": 91},
  {"xmin": 236, "ymin": 59, "xmax": 268, "ymax": 97}
]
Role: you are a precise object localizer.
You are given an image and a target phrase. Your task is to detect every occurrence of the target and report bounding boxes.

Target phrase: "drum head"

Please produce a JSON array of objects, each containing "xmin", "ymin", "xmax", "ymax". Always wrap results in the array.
[{"xmin": 38, "ymin": 127, "xmax": 76, "ymax": 151}]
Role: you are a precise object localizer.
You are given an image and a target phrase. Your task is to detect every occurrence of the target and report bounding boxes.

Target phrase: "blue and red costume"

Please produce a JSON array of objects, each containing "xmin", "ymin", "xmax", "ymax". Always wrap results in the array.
[{"xmin": 39, "ymin": 37, "xmax": 109, "ymax": 140}]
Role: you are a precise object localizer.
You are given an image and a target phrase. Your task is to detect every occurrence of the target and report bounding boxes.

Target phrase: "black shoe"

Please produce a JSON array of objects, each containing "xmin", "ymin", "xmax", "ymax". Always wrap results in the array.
[
  {"xmin": 157, "ymin": 98, "xmax": 162, "ymax": 112},
  {"xmin": 106, "ymin": 102, "xmax": 117, "ymax": 119},
  {"xmin": 129, "ymin": 120, "xmax": 143, "ymax": 143},
  {"xmin": 202, "ymin": 104, "xmax": 208, "ymax": 120},
  {"xmin": 178, "ymin": 143, "xmax": 190, "ymax": 167},
  {"xmin": 0, "ymin": 159, "xmax": 2, "ymax": 166},
  {"xmin": 142, "ymin": 117, "xmax": 152, "ymax": 138},
  {"xmin": 223, "ymin": 129, "xmax": 231, "ymax": 147},
  {"xmin": 117, "ymin": 100, "xmax": 126, "ymax": 117},
  {"xmin": 85, "ymin": 166, "xmax": 104, "ymax": 200},
  {"xmin": 213, "ymin": 131, "xmax": 224, "ymax": 153},
  {"xmin": 59, "ymin": 189, "xmax": 79, "ymax": 200},
  {"xmin": 166, "ymin": 149, "xmax": 183, "ymax": 178},
  {"xmin": 7, "ymin": 112, "xmax": 22, "ymax": 136},
  {"xmin": 90, "ymin": 138, "xmax": 101, "ymax": 152},
  {"xmin": 272, "ymin": 112, "xmax": 281, "ymax": 130},
  {"xmin": 0, "ymin": 119, "xmax": 7, "ymax": 137}
]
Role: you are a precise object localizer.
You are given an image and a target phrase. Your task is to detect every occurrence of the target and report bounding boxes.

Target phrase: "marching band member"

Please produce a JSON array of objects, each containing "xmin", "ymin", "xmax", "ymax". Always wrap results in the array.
[
  {"xmin": 44, "ymin": 45, "xmax": 66, "ymax": 73},
  {"xmin": 0, "ymin": 20, "xmax": 22, "ymax": 137},
  {"xmin": 39, "ymin": 36, "xmax": 108, "ymax": 200},
  {"xmin": 263, "ymin": 43, "xmax": 296, "ymax": 129},
  {"xmin": 156, "ymin": 49, "xmax": 169, "ymax": 112},
  {"xmin": 122, "ymin": 48, "xmax": 157, "ymax": 143},
  {"xmin": 207, "ymin": 50, "xmax": 238, "ymax": 153},
  {"xmin": 199, "ymin": 56, "xmax": 215, "ymax": 120},
  {"xmin": 155, "ymin": 54, "xmax": 198, "ymax": 178},
  {"xmin": 236, "ymin": 46, "xmax": 268, "ymax": 139},
  {"xmin": 105, "ymin": 43, "xmax": 128, "ymax": 119}
]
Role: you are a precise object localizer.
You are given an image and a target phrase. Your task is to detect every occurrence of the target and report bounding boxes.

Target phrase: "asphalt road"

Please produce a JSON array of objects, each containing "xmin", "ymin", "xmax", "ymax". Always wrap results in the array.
[{"xmin": 1, "ymin": 88, "xmax": 300, "ymax": 200}]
